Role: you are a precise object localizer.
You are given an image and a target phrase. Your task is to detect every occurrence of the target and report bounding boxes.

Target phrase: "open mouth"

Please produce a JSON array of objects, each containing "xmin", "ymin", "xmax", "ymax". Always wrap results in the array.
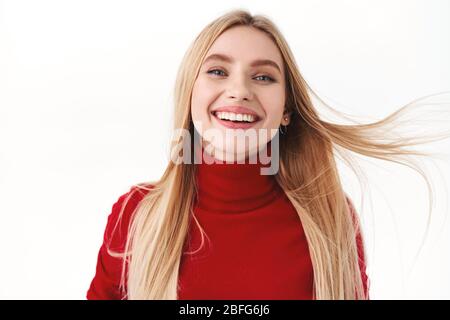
[
  {"xmin": 211, "ymin": 111, "xmax": 261, "ymax": 123},
  {"xmin": 210, "ymin": 111, "xmax": 262, "ymax": 129}
]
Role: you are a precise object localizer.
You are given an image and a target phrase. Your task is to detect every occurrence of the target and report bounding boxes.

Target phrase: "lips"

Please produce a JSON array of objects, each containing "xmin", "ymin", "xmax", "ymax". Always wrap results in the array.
[
  {"xmin": 211, "ymin": 111, "xmax": 261, "ymax": 130},
  {"xmin": 210, "ymin": 105, "xmax": 261, "ymax": 121}
]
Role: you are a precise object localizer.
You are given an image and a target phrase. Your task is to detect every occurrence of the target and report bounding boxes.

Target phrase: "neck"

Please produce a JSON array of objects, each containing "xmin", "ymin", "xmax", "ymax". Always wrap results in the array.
[{"xmin": 193, "ymin": 141, "xmax": 282, "ymax": 213}]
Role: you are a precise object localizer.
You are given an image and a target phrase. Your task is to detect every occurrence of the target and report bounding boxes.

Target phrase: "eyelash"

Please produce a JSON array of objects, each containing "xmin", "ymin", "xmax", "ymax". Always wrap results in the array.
[{"xmin": 207, "ymin": 69, "xmax": 276, "ymax": 83}]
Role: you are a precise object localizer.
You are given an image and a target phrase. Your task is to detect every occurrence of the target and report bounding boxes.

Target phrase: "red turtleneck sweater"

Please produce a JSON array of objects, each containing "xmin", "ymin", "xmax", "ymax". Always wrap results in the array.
[{"xmin": 87, "ymin": 148, "xmax": 369, "ymax": 300}]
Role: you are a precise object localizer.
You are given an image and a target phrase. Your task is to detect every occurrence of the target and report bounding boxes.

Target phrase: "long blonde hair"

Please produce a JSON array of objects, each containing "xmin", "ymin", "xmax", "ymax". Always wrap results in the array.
[{"xmin": 107, "ymin": 9, "xmax": 450, "ymax": 299}]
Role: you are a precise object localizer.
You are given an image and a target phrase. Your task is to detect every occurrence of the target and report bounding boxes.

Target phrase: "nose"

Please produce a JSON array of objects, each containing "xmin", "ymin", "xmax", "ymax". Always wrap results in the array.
[{"xmin": 226, "ymin": 74, "xmax": 253, "ymax": 101}]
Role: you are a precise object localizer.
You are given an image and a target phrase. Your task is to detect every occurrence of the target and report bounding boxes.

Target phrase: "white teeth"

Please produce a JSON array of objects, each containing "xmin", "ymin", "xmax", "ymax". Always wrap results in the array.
[{"xmin": 215, "ymin": 111, "xmax": 256, "ymax": 122}]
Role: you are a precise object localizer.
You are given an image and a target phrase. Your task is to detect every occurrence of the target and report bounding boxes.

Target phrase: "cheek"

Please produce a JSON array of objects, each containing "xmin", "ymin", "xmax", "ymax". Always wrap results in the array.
[
  {"xmin": 191, "ymin": 79, "xmax": 217, "ymax": 122},
  {"xmin": 191, "ymin": 81, "xmax": 208, "ymax": 123},
  {"xmin": 259, "ymin": 88, "xmax": 285, "ymax": 126}
]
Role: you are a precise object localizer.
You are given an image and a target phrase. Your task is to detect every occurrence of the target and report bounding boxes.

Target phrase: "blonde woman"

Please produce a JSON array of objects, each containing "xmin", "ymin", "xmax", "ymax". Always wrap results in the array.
[{"xmin": 87, "ymin": 9, "xmax": 448, "ymax": 300}]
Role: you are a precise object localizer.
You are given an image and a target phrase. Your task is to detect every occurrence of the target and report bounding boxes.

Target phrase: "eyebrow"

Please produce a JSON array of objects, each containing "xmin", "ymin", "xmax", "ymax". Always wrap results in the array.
[{"xmin": 202, "ymin": 53, "xmax": 282, "ymax": 74}]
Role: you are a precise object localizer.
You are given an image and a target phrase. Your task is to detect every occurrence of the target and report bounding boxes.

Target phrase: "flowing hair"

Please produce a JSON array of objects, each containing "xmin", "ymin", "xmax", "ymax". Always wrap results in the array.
[{"xmin": 106, "ymin": 9, "xmax": 450, "ymax": 299}]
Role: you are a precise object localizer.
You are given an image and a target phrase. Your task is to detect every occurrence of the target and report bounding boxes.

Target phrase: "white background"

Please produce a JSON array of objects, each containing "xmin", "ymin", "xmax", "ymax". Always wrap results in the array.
[{"xmin": 0, "ymin": 0, "xmax": 449, "ymax": 299}]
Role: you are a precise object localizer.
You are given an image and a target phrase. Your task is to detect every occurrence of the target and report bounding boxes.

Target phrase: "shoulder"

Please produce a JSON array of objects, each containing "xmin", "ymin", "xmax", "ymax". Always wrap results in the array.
[
  {"xmin": 104, "ymin": 182, "xmax": 155, "ymax": 251},
  {"xmin": 343, "ymin": 194, "xmax": 365, "ymax": 247},
  {"xmin": 344, "ymin": 193, "xmax": 359, "ymax": 223},
  {"xmin": 111, "ymin": 183, "xmax": 155, "ymax": 214}
]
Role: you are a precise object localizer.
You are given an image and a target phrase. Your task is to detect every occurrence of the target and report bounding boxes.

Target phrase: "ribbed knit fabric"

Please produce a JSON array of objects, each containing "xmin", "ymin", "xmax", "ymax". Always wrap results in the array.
[{"xmin": 87, "ymin": 145, "xmax": 369, "ymax": 299}]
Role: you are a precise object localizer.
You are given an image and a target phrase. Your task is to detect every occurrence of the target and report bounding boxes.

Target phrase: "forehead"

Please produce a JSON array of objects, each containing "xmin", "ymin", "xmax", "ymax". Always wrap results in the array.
[{"xmin": 204, "ymin": 26, "xmax": 283, "ymax": 70}]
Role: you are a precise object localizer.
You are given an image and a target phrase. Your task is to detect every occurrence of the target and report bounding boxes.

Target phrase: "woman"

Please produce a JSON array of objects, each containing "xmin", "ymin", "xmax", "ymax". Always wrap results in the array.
[{"xmin": 87, "ymin": 9, "xmax": 447, "ymax": 300}]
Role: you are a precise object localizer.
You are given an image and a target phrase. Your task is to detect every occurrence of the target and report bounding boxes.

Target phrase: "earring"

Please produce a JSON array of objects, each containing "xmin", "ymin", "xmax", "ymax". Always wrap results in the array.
[
  {"xmin": 279, "ymin": 116, "xmax": 288, "ymax": 134},
  {"xmin": 279, "ymin": 115, "xmax": 289, "ymax": 134}
]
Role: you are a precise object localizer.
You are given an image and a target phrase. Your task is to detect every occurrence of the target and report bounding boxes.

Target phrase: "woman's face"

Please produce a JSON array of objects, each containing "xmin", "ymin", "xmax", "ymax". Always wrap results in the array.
[{"xmin": 191, "ymin": 25, "xmax": 289, "ymax": 162}]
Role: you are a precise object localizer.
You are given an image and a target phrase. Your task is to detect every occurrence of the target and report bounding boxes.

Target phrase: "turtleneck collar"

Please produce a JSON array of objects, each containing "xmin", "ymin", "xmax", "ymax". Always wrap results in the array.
[{"xmin": 194, "ymin": 141, "xmax": 282, "ymax": 213}]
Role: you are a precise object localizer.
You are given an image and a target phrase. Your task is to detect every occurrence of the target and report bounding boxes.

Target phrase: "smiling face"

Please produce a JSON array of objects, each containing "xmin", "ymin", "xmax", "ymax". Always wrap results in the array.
[{"xmin": 190, "ymin": 25, "xmax": 290, "ymax": 162}]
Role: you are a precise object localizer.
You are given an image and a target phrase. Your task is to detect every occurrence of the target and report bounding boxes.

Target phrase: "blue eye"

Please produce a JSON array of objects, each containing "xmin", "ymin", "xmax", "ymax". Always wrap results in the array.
[
  {"xmin": 207, "ymin": 69, "xmax": 226, "ymax": 77},
  {"xmin": 207, "ymin": 69, "xmax": 275, "ymax": 82},
  {"xmin": 254, "ymin": 75, "xmax": 275, "ymax": 82}
]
